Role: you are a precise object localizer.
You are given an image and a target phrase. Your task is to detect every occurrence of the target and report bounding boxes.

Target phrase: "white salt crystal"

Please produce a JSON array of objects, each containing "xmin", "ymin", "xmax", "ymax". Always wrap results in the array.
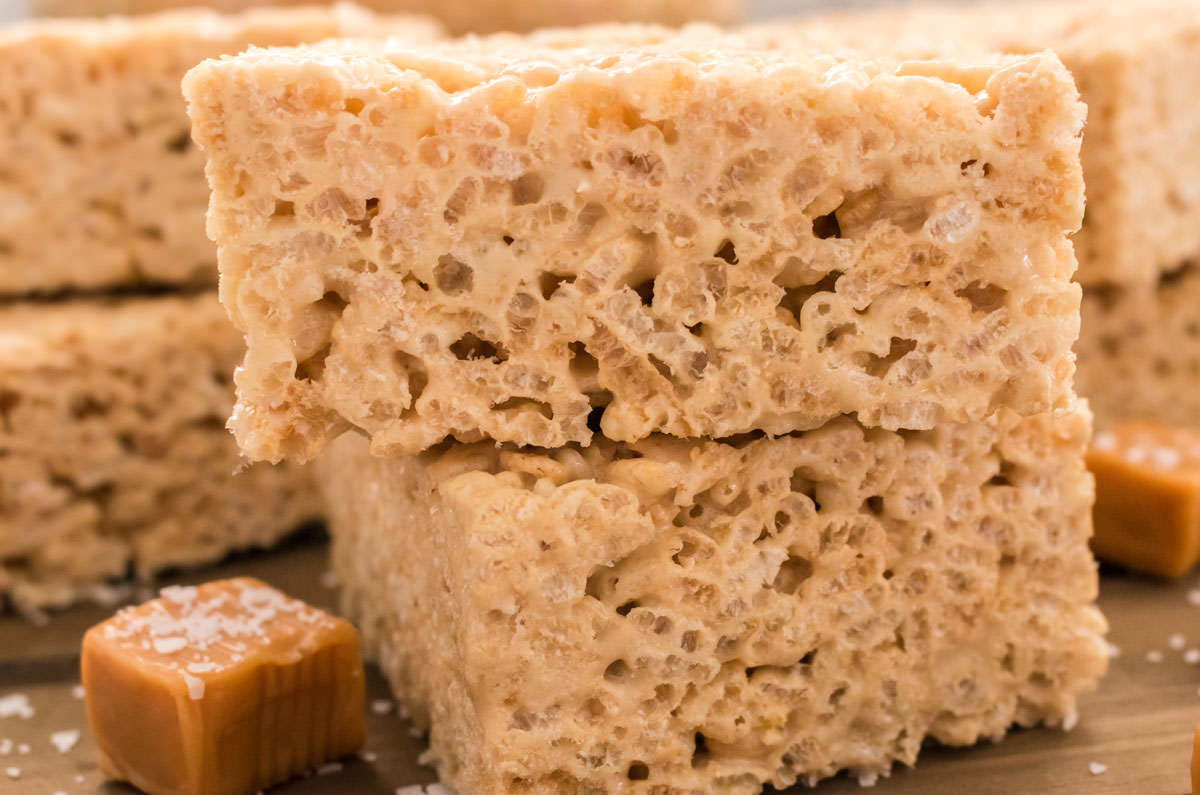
[
  {"xmin": 1146, "ymin": 649, "xmax": 1164, "ymax": 663},
  {"xmin": 152, "ymin": 636, "xmax": 187, "ymax": 655},
  {"xmin": 1092, "ymin": 432, "xmax": 1116, "ymax": 451},
  {"xmin": 1153, "ymin": 447, "xmax": 1182, "ymax": 468},
  {"xmin": 1186, "ymin": 649, "xmax": 1200, "ymax": 664},
  {"xmin": 0, "ymin": 694, "xmax": 33, "ymax": 719},
  {"xmin": 15, "ymin": 744, "xmax": 28, "ymax": 755},
  {"xmin": 371, "ymin": 699, "xmax": 394, "ymax": 715},
  {"xmin": 1188, "ymin": 589, "xmax": 1200, "ymax": 606},
  {"xmin": 1088, "ymin": 761, "xmax": 1107, "ymax": 775},
  {"xmin": 50, "ymin": 729, "xmax": 79, "ymax": 754},
  {"xmin": 1170, "ymin": 633, "xmax": 1187, "ymax": 650},
  {"xmin": 182, "ymin": 673, "xmax": 205, "ymax": 700},
  {"xmin": 71, "ymin": 685, "xmax": 85, "ymax": 700},
  {"xmin": 4, "ymin": 767, "xmax": 17, "ymax": 779},
  {"xmin": 857, "ymin": 772, "xmax": 879, "ymax": 787},
  {"xmin": 1105, "ymin": 641, "xmax": 1122, "ymax": 659}
]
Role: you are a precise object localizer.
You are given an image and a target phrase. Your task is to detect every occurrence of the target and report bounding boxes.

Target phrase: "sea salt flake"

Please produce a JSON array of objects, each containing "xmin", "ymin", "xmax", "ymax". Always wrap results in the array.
[
  {"xmin": 1092, "ymin": 432, "xmax": 1116, "ymax": 451},
  {"xmin": 857, "ymin": 772, "xmax": 879, "ymax": 787},
  {"xmin": 4, "ymin": 767, "xmax": 18, "ymax": 779},
  {"xmin": 1146, "ymin": 649, "xmax": 1164, "ymax": 663},
  {"xmin": 371, "ymin": 699, "xmax": 394, "ymax": 715},
  {"xmin": 1089, "ymin": 761, "xmax": 1108, "ymax": 775},
  {"xmin": 182, "ymin": 673, "xmax": 205, "ymax": 700},
  {"xmin": 50, "ymin": 729, "xmax": 79, "ymax": 754},
  {"xmin": 1186, "ymin": 649, "xmax": 1200, "ymax": 664},
  {"xmin": 71, "ymin": 685, "xmax": 85, "ymax": 700},
  {"xmin": 152, "ymin": 636, "xmax": 187, "ymax": 655},
  {"xmin": 1153, "ymin": 447, "xmax": 1182, "ymax": 469},
  {"xmin": 0, "ymin": 694, "xmax": 33, "ymax": 719},
  {"xmin": 1189, "ymin": 589, "xmax": 1200, "ymax": 606},
  {"xmin": 1170, "ymin": 633, "xmax": 1187, "ymax": 650},
  {"xmin": 15, "ymin": 744, "xmax": 28, "ymax": 755},
  {"xmin": 187, "ymin": 662, "xmax": 217, "ymax": 674},
  {"xmin": 359, "ymin": 750, "xmax": 378, "ymax": 763},
  {"xmin": 1061, "ymin": 712, "xmax": 1079, "ymax": 731},
  {"xmin": 1105, "ymin": 641, "xmax": 1121, "ymax": 659},
  {"xmin": 0, "ymin": 739, "xmax": 9, "ymax": 755}
]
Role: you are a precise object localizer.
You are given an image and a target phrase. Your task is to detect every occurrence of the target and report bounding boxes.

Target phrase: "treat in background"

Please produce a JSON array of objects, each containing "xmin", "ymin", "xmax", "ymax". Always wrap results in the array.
[
  {"xmin": 29, "ymin": 0, "xmax": 744, "ymax": 35},
  {"xmin": 82, "ymin": 577, "xmax": 365, "ymax": 795},
  {"xmin": 0, "ymin": 294, "xmax": 321, "ymax": 611},
  {"xmin": 0, "ymin": 4, "xmax": 441, "ymax": 295},
  {"xmin": 1088, "ymin": 421, "xmax": 1200, "ymax": 578}
]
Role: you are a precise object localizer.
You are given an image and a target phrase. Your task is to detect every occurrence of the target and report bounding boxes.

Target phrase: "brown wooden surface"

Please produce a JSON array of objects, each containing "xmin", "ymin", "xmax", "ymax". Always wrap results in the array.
[{"xmin": 1, "ymin": 533, "xmax": 1196, "ymax": 795}]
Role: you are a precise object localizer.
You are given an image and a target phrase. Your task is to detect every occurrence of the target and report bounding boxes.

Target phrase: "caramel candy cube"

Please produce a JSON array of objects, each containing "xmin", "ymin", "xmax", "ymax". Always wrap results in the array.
[
  {"xmin": 1087, "ymin": 421, "xmax": 1200, "ymax": 578},
  {"xmin": 81, "ymin": 577, "xmax": 365, "ymax": 795}
]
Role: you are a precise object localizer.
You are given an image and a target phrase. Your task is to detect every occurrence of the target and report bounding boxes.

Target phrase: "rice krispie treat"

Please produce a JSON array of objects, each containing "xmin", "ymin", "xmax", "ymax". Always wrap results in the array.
[
  {"xmin": 1075, "ymin": 265, "xmax": 1200, "ymax": 430},
  {"xmin": 321, "ymin": 404, "xmax": 1107, "ymax": 793},
  {"xmin": 0, "ymin": 4, "xmax": 441, "ymax": 295},
  {"xmin": 0, "ymin": 293, "xmax": 321, "ymax": 611},
  {"xmin": 764, "ymin": 0, "xmax": 1200, "ymax": 287},
  {"xmin": 31, "ymin": 0, "xmax": 743, "ymax": 35},
  {"xmin": 185, "ymin": 35, "xmax": 1086, "ymax": 462}
]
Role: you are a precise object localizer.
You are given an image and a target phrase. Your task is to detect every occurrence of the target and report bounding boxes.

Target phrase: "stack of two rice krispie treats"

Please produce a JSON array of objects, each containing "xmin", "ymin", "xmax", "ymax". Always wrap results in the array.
[
  {"xmin": 0, "ymin": 5, "xmax": 442, "ymax": 610},
  {"xmin": 185, "ymin": 26, "xmax": 1108, "ymax": 793}
]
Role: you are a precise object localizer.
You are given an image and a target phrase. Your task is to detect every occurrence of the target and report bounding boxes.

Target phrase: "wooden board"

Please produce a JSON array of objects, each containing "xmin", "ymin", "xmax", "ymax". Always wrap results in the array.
[{"xmin": 1, "ymin": 533, "xmax": 1197, "ymax": 794}]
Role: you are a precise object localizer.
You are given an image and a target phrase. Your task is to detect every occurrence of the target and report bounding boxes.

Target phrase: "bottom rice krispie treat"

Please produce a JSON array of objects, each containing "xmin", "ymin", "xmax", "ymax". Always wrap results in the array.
[
  {"xmin": 1076, "ymin": 264, "xmax": 1200, "ymax": 430},
  {"xmin": 322, "ymin": 404, "xmax": 1107, "ymax": 793},
  {"xmin": 0, "ymin": 293, "xmax": 320, "ymax": 610}
]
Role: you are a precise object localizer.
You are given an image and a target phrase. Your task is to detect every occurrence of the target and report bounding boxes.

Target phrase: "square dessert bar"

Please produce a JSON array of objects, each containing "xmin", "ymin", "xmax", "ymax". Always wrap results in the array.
[
  {"xmin": 322, "ymin": 404, "xmax": 1107, "ymax": 793},
  {"xmin": 1075, "ymin": 265, "xmax": 1200, "ymax": 430},
  {"xmin": 185, "ymin": 35, "xmax": 1086, "ymax": 462},
  {"xmin": 31, "ymin": 0, "xmax": 744, "ymax": 36},
  {"xmin": 778, "ymin": 0, "xmax": 1200, "ymax": 286},
  {"xmin": 0, "ymin": 4, "xmax": 441, "ymax": 295},
  {"xmin": 0, "ymin": 293, "xmax": 321, "ymax": 611}
]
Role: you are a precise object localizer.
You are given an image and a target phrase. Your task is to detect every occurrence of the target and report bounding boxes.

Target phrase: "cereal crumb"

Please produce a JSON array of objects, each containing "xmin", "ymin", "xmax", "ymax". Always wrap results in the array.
[{"xmin": 1088, "ymin": 761, "xmax": 1107, "ymax": 775}]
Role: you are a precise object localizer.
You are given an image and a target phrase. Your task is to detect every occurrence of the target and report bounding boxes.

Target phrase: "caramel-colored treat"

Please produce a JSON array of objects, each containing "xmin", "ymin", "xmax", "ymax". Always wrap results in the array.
[
  {"xmin": 82, "ymin": 578, "xmax": 365, "ymax": 795},
  {"xmin": 1192, "ymin": 718, "xmax": 1200, "ymax": 795},
  {"xmin": 1087, "ymin": 421, "xmax": 1200, "ymax": 577}
]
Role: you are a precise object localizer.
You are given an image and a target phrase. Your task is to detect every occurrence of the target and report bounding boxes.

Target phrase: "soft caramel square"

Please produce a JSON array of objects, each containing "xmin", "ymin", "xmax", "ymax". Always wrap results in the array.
[
  {"xmin": 1088, "ymin": 421, "xmax": 1200, "ymax": 577},
  {"xmin": 82, "ymin": 577, "xmax": 365, "ymax": 795}
]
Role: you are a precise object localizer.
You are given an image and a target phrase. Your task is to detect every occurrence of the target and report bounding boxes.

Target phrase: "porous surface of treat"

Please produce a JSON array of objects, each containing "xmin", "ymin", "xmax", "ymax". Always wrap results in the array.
[
  {"xmin": 758, "ymin": 0, "xmax": 1200, "ymax": 286},
  {"xmin": 82, "ymin": 577, "xmax": 365, "ymax": 795},
  {"xmin": 186, "ymin": 35, "xmax": 1085, "ymax": 461},
  {"xmin": 31, "ymin": 0, "xmax": 743, "ymax": 35},
  {"xmin": 0, "ymin": 4, "xmax": 441, "ymax": 295},
  {"xmin": 323, "ymin": 405, "xmax": 1107, "ymax": 794},
  {"xmin": 0, "ymin": 293, "xmax": 321, "ymax": 611},
  {"xmin": 1088, "ymin": 421, "xmax": 1200, "ymax": 578},
  {"xmin": 1075, "ymin": 265, "xmax": 1200, "ymax": 430}
]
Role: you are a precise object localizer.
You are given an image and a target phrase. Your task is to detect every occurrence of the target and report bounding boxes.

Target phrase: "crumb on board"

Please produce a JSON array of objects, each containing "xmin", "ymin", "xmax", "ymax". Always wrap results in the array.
[{"xmin": 0, "ymin": 694, "xmax": 33, "ymax": 719}]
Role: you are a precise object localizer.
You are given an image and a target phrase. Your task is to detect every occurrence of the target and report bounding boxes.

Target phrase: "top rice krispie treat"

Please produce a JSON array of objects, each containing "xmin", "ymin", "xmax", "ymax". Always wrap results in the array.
[
  {"xmin": 185, "ymin": 31, "xmax": 1086, "ymax": 462},
  {"xmin": 0, "ymin": 3, "xmax": 441, "ymax": 295}
]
